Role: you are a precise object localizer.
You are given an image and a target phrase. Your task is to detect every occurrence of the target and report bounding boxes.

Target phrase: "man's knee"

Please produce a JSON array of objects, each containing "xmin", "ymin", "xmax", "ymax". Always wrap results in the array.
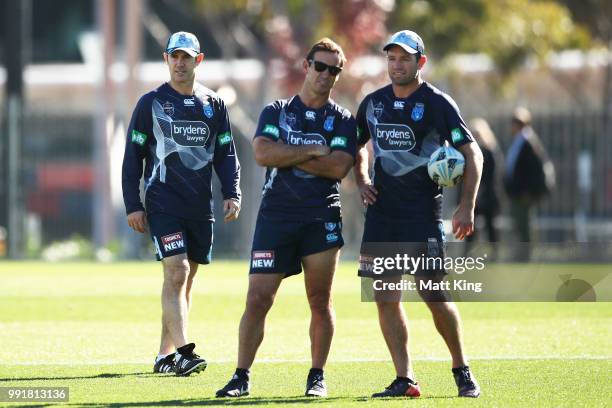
[
  {"xmin": 307, "ymin": 290, "xmax": 333, "ymax": 316},
  {"xmin": 425, "ymin": 300, "xmax": 457, "ymax": 316},
  {"xmin": 163, "ymin": 259, "xmax": 190, "ymax": 289},
  {"xmin": 376, "ymin": 300, "xmax": 403, "ymax": 315},
  {"xmin": 245, "ymin": 288, "xmax": 276, "ymax": 316}
]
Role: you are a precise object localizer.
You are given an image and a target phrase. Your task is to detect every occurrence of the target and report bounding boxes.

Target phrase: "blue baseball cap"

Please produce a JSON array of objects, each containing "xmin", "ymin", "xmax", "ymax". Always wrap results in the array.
[
  {"xmin": 166, "ymin": 31, "xmax": 200, "ymax": 57},
  {"xmin": 383, "ymin": 30, "xmax": 425, "ymax": 55}
]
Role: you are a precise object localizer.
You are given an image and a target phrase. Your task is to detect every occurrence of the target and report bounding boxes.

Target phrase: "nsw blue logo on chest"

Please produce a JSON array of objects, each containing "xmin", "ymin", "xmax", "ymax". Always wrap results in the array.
[
  {"xmin": 203, "ymin": 104, "xmax": 214, "ymax": 119},
  {"xmin": 323, "ymin": 116, "xmax": 335, "ymax": 132},
  {"xmin": 411, "ymin": 103, "xmax": 425, "ymax": 121}
]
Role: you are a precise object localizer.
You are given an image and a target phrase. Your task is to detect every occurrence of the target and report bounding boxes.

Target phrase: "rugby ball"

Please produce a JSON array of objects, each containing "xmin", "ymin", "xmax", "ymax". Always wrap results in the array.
[{"xmin": 427, "ymin": 145, "xmax": 465, "ymax": 187}]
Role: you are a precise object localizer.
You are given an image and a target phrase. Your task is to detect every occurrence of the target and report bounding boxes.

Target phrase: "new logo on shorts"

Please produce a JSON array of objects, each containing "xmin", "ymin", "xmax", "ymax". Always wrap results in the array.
[
  {"xmin": 359, "ymin": 254, "xmax": 374, "ymax": 273},
  {"xmin": 375, "ymin": 124, "xmax": 416, "ymax": 151},
  {"xmin": 411, "ymin": 103, "xmax": 425, "ymax": 121},
  {"xmin": 203, "ymin": 104, "xmax": 214, "ymax": 118},
  {"xmin": 287, "ymin": 131, "xmax": 326, "ymax": 146},
  {"xmin": 171, "ymin": 120, "xmax": 210, "ymax": 147},
  {"xmin": 324, "ymin": 116, "xmax": 335, "ymax": 131},
  {"xmin": 161, "ymin": 232, "xmax": 184, "ymax": 252},
  {"xmin": 252, "ymin": 250, "xmax": 275, "ymax": 268},
  {"xmin": 427, "ymin": 237, "xmax": 440, "ymax": 257},
  {"xmin": 163, "ymin": 101, "xmax": 174, "ymax": 117}
]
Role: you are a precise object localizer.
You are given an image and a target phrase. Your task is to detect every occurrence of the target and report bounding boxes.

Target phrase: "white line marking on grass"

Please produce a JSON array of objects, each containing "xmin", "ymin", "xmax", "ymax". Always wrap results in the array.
[{"xmin": 10, "ymin": 356, "xmax": 611, "ymax": 365}]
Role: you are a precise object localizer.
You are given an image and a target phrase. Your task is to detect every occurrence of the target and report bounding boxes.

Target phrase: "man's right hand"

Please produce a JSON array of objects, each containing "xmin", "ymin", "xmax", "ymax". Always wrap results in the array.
[
  {"xmin": 127, "ymin": 211, "xmax": 147, "ymax": 233},
  {"xmin": 358, "ymin": 181, "xmax": 378, "ymax": 206}
]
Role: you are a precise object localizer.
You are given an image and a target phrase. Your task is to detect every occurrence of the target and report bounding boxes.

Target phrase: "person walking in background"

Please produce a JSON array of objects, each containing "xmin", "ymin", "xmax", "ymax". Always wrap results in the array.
[
  {"xmin": 503, "ymin": 107, "xmax": 555, "ymax": 260},
  {"xmin": 122, "ymin": 31, "xmax": 241, "ymax": 376},
  {"xmin": 464, "ymin": 118, "xmax": 502, "ymax": 255}
]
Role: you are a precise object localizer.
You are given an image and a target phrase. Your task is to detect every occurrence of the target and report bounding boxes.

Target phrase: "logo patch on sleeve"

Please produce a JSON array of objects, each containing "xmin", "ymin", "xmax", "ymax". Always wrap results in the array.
[
  {"xmin": 217, "ymin": 132, "xmax": 232, "ymax": 145},
  {"xmin": 251, "ymin": 250, "xmax": 275, "ymax": 268},
  {"xmin": 330, "ymin": 136, "xmax": 348, "ymax": 148},
  {"xmin": 262, "ymin": 124, "xmax": 280, "ymax": 139},
  {"xmin": 161, "ymin": 232, "xmax": 184, "ymax": 252},
  {"xmin": 131, "ymin": 130, "xmax": 148, "ymax": 146},
  {"xmin": 451, "ymin": 128, "xmax": 464, "ymax": 143}
]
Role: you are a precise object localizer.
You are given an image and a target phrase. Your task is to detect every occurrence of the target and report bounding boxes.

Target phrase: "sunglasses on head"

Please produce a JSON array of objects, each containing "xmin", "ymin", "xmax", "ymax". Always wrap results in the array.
[{"xmin": 308, "ymin": 59, "xmax": 343, "ymax": 76}]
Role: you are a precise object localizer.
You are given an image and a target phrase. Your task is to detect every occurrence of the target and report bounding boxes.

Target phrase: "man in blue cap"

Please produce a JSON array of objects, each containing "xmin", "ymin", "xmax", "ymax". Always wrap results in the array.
[
  {"xmin": 122, "ymin": 31, "xmax": 241, "ymax": 376},
  {"xmin": 354, "ymin": 30, "xmax": 482, "ymax": 398}
]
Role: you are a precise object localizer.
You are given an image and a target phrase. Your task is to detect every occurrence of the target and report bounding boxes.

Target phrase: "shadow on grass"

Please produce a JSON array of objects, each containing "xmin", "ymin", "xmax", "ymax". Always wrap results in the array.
[
  {"xmin": 0, "ymin": 372, "xmax": 153, "ymax": 382},
  {"xmin": 61, "ymin": 395, "xmax": 458, "ymax": 407},
  {"xmin": 3, "ymin": 395, "xmax": 458, "ymax": 407},
  {"xmin": 65, "ymin": 396, "xmax": 372, "ymax": 406}
]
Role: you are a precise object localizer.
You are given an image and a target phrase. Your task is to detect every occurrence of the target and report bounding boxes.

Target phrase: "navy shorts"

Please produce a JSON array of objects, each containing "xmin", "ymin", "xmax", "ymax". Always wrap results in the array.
[
  {"xmin": 358, "ymin": 210, "xmax": 446, "ymax": 277},
  {"xmin": 250, "ymin": 216, "xmax": 343, "ymax": 277},
  {"xmin": 148, "ymin": 212, "xmax": 213, "ymax": 264}
]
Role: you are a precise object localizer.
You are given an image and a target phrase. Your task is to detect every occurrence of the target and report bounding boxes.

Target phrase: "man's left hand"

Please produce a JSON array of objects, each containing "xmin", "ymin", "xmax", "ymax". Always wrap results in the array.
[
  {"xmin": 224, "ymin": 199, "xmax": 241, "ymax": 222},
  {"xmin": 452, "ymin": 205, "xmax": 474, "ymax": 240}
]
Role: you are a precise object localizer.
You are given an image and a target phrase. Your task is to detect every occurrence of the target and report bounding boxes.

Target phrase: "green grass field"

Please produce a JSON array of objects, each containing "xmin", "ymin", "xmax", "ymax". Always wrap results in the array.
[{"xmin": 0, "ymin": 261, "xmax": 610, "ymax": 407}]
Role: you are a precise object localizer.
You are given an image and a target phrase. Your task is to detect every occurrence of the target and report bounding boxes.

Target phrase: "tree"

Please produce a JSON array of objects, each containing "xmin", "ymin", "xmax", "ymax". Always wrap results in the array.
[{"xmin": 389, "ymin": 0, "xmax": 590, "ymax": 76}]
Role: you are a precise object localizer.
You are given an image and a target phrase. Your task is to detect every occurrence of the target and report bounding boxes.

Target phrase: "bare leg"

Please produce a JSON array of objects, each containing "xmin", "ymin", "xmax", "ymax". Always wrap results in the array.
[
  {"xmin": 425, "ymin": 300, "xmax": 467, "ymax": 368},
  {"xmin": 374, "ymin": 276, "xmax": 415, "ymax": 378},
  {"xmin": 158, "ymin": 254, "xmax": 190, "ymax": 354},
  {"xmin": 302, "ymin": 247, "xmax": 339, "ymax": 369},
  {"xmin": 236, "ymin": 273, "xmax": 284, "ymax": 369},
  {"xmin": 415, "ymin": 275, "xmax": 467, "ymax": 368}
]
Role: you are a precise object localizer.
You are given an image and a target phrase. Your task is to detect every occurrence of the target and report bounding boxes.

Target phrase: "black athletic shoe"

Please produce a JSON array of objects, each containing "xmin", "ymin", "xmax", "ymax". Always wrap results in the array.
[
  {"xmin": 305, "ymin": 371, "xmax": 327, "ymax": 397},
  {"xmin": 174, "ymin": 343, "xmax": 207, "ymax": 376},
  {"xmin": 453, "ymin": 366, "xmax": 480, "ymax": 398},
  {"xmin": 372, "ymin": 377, "xmax": 421, "ymax": 398},
  {"xmin": 216, "ymin": 374, "xmax": 250, "ymax": 397},
  {"xmin": 153, "ymin": 353, "xmax": 175, "ymax": 374}
]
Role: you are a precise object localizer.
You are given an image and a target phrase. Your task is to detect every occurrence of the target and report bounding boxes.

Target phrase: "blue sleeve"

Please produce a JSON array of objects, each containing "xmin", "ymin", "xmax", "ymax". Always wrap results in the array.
[
  {"xmin": 436, "ymin": 94, "xmax": 474, "ymax": 148},
  {"xmin": 254, "ymin": 103, "xmax": 281, "ymax": 141},
  {"xmin": 330, "ymin": 109, "xmax": 357, "ymax": 161},
  {"xmin": 122, "ymin": 95, "xmax": 151, "ymax": 215},
  {"xmin": 356, "ymin": 98, "xmax": 370, "ymax": 146},
  {"xmin": 213, "ymin": 100, "xmax": 241, "ymax": 202}
]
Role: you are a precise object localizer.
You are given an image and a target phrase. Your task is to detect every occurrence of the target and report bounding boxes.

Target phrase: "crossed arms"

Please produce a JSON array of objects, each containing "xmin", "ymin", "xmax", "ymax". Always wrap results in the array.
[{"xmin": 252, "ymin": 137, "xmax": 354, "ymax": 180}]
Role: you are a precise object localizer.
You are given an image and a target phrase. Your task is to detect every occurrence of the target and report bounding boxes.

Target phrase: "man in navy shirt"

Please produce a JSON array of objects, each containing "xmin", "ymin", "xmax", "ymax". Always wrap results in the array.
[
  {"xmin": 354, "ymin": 30, "xmax": 483, "ymax": 398},
  {"xmin": 216, "ymin": 38, "xmax": 356, "ymax": 398},
  {"xmin": 122, "ymin": 31, "xmax": 241, "ymax": 376}
]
